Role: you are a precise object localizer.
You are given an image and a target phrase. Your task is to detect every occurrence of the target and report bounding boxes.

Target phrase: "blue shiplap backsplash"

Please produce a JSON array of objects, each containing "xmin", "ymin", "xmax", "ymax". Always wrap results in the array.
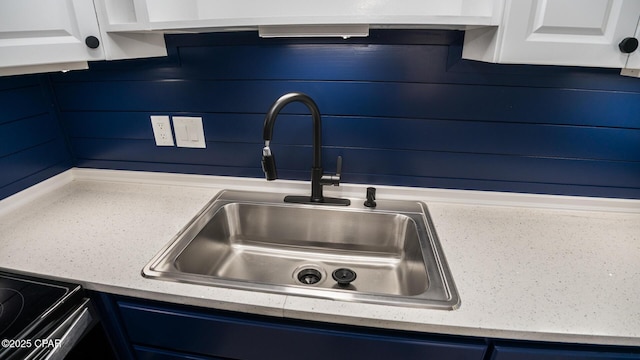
[
  {"xmin": 2, "ymin": 30, "xmax": 639, "ymax": 200},
  {"xmin": 0, "ymin": 75, "xmax": 72, "ymax": 201}
]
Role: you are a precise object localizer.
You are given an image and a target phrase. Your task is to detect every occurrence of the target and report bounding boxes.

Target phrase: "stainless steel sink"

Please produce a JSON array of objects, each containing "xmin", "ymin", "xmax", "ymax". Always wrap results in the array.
[{"xmin": 143, "ymin": 190, "xmax": 460, "ymax": 309}]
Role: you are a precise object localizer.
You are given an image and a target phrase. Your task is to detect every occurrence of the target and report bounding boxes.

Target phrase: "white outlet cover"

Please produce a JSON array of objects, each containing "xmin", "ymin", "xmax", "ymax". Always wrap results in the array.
[
  {"xmin": 172, "ymin": 116, "xmax": 206, "ymax": 148},
  {"xmin": 150, "ymin": 115, "xmax": 174, "ymax": 146}
]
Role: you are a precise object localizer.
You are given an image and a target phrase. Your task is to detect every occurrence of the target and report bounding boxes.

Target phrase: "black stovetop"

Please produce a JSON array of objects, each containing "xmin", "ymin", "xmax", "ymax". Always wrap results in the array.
[{"xmin": 0, "ymin": 271, "xmax": 82, "ymax": 342}]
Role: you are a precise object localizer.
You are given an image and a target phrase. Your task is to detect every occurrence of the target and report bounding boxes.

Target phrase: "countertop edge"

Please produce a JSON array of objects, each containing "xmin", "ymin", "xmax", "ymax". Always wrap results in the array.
[{"xmin": 281, "ymin": 305, "xmax": 640, "ymax": 348}]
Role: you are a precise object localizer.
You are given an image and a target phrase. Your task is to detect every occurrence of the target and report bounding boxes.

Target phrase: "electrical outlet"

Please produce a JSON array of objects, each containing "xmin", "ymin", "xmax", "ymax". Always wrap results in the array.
[{"xmin": 150, "ymin": 115, "xmax": 174, "ymax": 146}]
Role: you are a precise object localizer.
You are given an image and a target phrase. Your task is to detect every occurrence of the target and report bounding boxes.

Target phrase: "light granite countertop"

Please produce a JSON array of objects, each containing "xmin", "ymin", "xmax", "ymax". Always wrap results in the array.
[{"xmin": 1, "ymin": 168, "xmax": 639, "ymax": 347}]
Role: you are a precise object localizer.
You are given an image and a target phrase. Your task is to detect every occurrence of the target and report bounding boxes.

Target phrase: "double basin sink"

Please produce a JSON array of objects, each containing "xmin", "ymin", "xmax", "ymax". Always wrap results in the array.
[{"xmin": 143, "ymin": 190, "xmax": 459, "ymax": 309}]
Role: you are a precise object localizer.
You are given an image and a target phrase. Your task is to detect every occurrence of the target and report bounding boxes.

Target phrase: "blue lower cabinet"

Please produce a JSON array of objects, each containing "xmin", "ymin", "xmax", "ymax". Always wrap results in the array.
[
  {"xmin": 115, "ymin": 299, "xmax": 487, "ymax": 360},
  {"xmin": 133, "ymin": 345, "xmax": 223, "ymax": 360},
  {"xmin": 491, "ymin": 343, "xmax": 640, "ymax": 360},
  {"xmin": 97, "ymin": 295, "xmax": 640, "ymax": 360}
]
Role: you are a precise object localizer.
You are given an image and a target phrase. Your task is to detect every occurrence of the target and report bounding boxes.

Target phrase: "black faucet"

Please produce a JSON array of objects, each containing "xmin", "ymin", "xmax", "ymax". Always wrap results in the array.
[{"xmin": 261, "ymin": 92, "xmax": 350, "ymax": 206}]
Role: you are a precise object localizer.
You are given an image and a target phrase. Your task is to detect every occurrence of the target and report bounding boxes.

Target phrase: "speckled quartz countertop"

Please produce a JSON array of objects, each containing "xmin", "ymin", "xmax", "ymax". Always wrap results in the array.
[{"xmin": 1, "ymin": 169, "xmax": 639, "ymax": 346}]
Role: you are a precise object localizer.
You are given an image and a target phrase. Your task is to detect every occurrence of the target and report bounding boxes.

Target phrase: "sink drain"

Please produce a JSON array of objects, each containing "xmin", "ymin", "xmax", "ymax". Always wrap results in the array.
[
  {"xmin": 293, "ymin": 264, "xmax": 327, "ymax": 285},
  {"xmin": 297, "ymin": 269, "xmax": 322, "ymax": 284},
  {"xmin": 332, "ymin": 268, "xmax": 357, "ymax": 287}
]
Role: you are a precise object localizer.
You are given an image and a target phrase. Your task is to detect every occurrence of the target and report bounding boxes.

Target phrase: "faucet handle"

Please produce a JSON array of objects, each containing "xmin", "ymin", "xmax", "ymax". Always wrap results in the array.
[
  {"xmin": 262, "ymin": 145, "xmax": 277, "ymax": 181},
  {"xmin": 336, "ymin": 155, "xmax": 343, "ymax": 178},
  {"xmin": 321, "ymin": 155, "xmax": 343, "ymax": 186}
]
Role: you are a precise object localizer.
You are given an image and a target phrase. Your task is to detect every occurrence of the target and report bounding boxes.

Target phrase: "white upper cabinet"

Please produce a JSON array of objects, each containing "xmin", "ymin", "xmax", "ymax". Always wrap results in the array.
[
  {"xmin": 0, "ymin": 0, "xmax": 167, "ymax": 76},
  {"xmin": 93, "ymin": 0, "xmax": 503, "ymax": 33},
  {"xmin": 625, "ymin": 16, "xmax": 640, "ymax": 70},
  {"xmin": 0, "ymin": 0, "xmax": 105, "ymax": 76},
  {"xmin": 5, "ymin": 0, "xmax": 639, "ymax": 77},
  {"xmin": 462, "ymin": 0, "xmax": 640, "ymax": 70}
]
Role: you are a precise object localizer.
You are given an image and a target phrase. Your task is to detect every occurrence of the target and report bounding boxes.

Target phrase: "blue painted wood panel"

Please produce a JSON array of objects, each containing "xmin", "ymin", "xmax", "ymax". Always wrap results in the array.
[
  {"xmin": 53, "ymin": 80, "xmax": 640, "ymax": 129},
  {"xmin": 51, "ymin": 30, "xmax": 640, "ymax": 198},
  {"xmin": 134, "ymin": 345, "xmax": 222, "ymax": 360},
  {"xmin": 118, "ymin": 300, "xmax": 487, "ymax": 360},
  {"xmin": 69, "ymin": 138, "xmax": 639, "ymax": 189},
  {"xmin": 0, "ymin": 114, "xmax": 62, "ymax": 157},
  {"xmin": 0, "ymin": 86, "xmax": 50, "ymax": 124},
  {"xmin": 0, "ymin": 76, "xmax": 72, "ymax": 201},
  {"xmin": 491, "ymin": 344, "xmax": 640, "ymax": 360},
  {"xmin": 63, "ymin": 112, "xmax": 640, "ymax": 162},
  {"xmin": 0, "ymin": 76, "xmax": 40, "ymax": 91},
  {"xmin": 0, "ymin": 138, "xmax": 72, "ymax": 200}
]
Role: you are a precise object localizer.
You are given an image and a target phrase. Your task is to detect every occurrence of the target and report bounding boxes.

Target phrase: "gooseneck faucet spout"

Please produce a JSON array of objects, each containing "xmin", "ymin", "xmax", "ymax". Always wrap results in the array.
[{"xmin": 261, "ymin": 93, "xmax": 350, "ymax": 206}]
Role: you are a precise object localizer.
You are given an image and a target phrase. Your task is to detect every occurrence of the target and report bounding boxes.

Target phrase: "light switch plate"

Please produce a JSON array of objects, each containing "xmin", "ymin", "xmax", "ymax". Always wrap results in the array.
[
  {"xmin": 172, "ymin": 116, "xmax": 206, "ymax": 148},
  {"xmin": 150, "ymin": 115, "xmax": 174, "ymax": 146}
]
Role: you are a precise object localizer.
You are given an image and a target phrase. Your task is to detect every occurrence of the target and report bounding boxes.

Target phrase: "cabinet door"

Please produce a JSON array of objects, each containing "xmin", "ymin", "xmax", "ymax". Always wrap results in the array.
[
  {"xmin": 491, "ymin": 344, "xmax": 640, "ymax": 360},
  {"xmin": 497, "ymin": 0, "xmax": 640, "ymax": 67},
  {"xmin": 117, "ymin": 300, "xmax": 487, "ymax": 360},
  {"xmin": 134, "ymin": 345, "xmax": 223, "ymax": 360},
  {"xmin": 624, "ymin": 16, "xmax": 640, "ymax": 69},
  {"xmin": 0, "ymin": 0, "xmax": 104, "ymax": 74}
]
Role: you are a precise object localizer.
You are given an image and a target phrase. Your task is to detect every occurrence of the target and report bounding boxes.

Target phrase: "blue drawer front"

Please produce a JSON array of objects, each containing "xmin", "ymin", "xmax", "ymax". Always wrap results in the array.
[
  {"xmin": 134, "ymin": 345, "xmax": 223, "ymax": 360},
  {"xmin": 491, "ymin": 344, "xmax": 640, "ymax": 360},
  {"xmin": 118, "ymin": 301, "xmax": 487, "ymax": 360}
]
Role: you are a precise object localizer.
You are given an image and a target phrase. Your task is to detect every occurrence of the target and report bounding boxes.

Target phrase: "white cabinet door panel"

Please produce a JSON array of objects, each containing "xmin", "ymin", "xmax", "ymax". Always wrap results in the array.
[
  {"xmin": 0, "ymin": 0, "xmax": 104, "ymax": 69},
  {"xmin": 498, "ymin": 0, "xmax": 640, "ymax": 67},
  {"xmin": 624, "ymin": 15, "xmax": 640, "ymax": 69}
]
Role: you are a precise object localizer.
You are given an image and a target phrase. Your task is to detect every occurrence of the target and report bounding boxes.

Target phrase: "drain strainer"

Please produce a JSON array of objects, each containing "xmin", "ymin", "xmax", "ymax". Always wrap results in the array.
[
  {"xmin": 297, "ymin": 269, "xmax": 322, "ymax": 284},
  {"xmin": 294, "ymin": 265, "xmax": 325, "ymax": 285}
]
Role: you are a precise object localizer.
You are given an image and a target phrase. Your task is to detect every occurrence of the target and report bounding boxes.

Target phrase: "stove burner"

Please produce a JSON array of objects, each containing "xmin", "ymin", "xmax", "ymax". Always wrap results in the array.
[
  {"xmin": 0, "ymin": 274, "xmax": 71, "ymax": 342},
  {"xmin": 0, "ymin": 288, "xmax": 25, "ymax": 337}
]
